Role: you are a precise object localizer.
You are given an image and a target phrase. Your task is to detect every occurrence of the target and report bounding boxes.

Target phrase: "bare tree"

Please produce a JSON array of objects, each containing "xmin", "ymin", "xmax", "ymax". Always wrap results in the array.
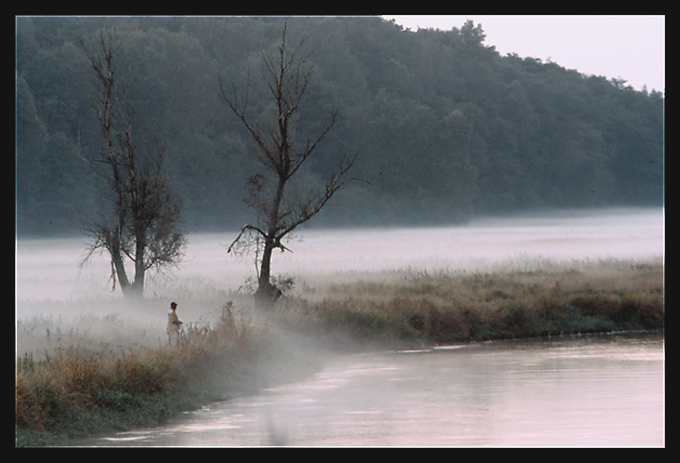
[
  {"xmin": 79, "ymin": 29, "xmax": 186, "ymax": 298},
  {"xmin": 220, "ymin": 25, "xmax": 355, "ymax": 308}
]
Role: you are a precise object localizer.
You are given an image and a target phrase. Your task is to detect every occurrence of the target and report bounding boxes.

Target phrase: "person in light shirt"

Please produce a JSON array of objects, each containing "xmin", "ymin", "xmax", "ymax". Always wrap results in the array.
[{"xmin": 167, "ymin": 301, "xmax": 183, "ymax": 345}]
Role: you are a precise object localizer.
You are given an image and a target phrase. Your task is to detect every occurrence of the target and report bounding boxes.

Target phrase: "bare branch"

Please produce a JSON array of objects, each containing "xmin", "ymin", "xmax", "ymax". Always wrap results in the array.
[
  {"xmin": 226, "ymin": 224, "xmax": 267, "ymax": 254},
  {"xmin": 79, "ymin": 28, "xmax": 185, "ymax": 298},
  {"xmin": 278, "ymin": 152, "xmax": 357, "ymax": 239},
  {"xmin": 287, "ymin": 113, "xmax": 336, "ymax": 181},
  {"xmin": 220, "ymin": 23, "xmax": 354, "ymax": 307}
]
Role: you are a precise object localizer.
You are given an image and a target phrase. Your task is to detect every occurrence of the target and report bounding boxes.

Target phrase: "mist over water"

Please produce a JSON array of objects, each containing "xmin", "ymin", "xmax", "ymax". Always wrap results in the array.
[
  {"xmin": 268, "ymin": 206, "xmax": 664, "ymax": 277},
  {"xmin": 16, "ymin": 208, "xmax": 664, "ymax": 446},
  {"xmin": 16, "ymin": 208, "xmax": 663, "ymax": 333}
]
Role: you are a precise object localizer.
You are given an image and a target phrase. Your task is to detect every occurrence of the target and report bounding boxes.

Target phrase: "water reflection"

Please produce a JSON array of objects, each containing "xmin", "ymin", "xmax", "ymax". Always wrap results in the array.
[{"xmin": 79, "ymin": 334, "xmax": 664, "ymax": 447}]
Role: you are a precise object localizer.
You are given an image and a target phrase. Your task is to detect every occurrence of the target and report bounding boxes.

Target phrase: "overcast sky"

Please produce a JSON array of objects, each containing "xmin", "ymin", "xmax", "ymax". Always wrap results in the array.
[{"xmin": 382, "ymin": 15, "xmax": 664, "ymax": 93}]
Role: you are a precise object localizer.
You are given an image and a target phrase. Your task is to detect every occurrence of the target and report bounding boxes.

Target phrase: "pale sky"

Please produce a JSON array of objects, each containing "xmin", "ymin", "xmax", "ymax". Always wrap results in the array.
[{"xmin": 382, "ymin": 15, "xmax": 665, "ymax": 93}]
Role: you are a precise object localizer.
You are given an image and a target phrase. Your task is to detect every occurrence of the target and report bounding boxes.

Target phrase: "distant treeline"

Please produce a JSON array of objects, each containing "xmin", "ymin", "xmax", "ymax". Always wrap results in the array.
[{"xmin": 16, "ymin": 16, "xmax": 664, "ymax": 236}]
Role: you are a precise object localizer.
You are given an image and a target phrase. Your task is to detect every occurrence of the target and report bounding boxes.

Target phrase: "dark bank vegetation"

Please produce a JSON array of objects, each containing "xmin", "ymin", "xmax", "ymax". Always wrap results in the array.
[
  {"xmin": 16, "ymin": 16, "xmax": 664, "ymax": 236},
  {"xmin": 16, "ymin": 260, "xmax": 663, "ymax": 446}
]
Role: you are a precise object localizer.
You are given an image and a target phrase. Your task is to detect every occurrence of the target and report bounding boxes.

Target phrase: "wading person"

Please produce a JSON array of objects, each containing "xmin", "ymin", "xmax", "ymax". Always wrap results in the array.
[{"xmin": 167, "ymin": 301, "xmax": 183, "ymax": 345}]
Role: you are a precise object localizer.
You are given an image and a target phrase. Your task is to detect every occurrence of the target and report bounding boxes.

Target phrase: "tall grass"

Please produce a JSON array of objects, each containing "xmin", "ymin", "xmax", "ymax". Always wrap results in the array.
[
  {"xmin": 275, "ymin": 259, "xmax": 664, "ymax": 347},
  {"xmin": 15, "ymin": 313, "xmax": 320, "ymax": 446}
]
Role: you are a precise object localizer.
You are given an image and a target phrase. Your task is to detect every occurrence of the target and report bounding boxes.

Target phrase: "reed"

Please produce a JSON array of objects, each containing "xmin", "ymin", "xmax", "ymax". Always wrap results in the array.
[{"xmin": 276, "ymin": 260, "xmax": 664, "ymax": 347}]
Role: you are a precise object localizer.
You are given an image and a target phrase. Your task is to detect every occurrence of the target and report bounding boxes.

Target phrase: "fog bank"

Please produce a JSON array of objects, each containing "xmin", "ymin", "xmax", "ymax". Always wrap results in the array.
[{"xmin": 16, "ymin": 207, "xmax": 663, "ymax": 326}]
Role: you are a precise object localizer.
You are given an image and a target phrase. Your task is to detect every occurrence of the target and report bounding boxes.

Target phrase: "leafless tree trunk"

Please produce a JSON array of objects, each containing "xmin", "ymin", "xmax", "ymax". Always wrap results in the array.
[
  {"xmin": 220, "ymin": 24, "xmax": 355, "ymax": 308},
  {"xmin": 79, "ymin": 29, "xmax": 186, "ymax": 298}
]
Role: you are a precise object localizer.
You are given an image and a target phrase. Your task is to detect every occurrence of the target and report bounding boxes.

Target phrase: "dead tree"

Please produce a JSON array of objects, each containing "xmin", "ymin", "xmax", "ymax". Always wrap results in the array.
[
  {"xmin": 79, "ymin": 29, "xmax": 186, "ymax": 298},
  {"xmin": 220, "ymin": 25, "xmax": 355, "ymax": 308}
]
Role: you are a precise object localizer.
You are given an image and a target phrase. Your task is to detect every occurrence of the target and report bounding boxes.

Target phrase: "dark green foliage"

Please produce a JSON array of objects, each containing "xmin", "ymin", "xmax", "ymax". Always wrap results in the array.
[{"xmin": 16, "ymin": 17, "xmax": 664, "ymax": 236}]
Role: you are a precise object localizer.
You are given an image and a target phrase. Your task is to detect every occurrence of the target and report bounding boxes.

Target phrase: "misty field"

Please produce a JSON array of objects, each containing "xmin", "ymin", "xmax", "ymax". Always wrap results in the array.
[{"xmin": 15, "ymin": 208, "xmax": 664, "ymax": 445}]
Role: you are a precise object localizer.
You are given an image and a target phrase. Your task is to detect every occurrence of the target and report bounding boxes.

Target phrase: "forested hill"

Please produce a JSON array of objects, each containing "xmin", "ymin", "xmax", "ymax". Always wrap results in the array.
[{"xmin": 16, "ymin": 16, "xmax": 664, "ymax": 237}]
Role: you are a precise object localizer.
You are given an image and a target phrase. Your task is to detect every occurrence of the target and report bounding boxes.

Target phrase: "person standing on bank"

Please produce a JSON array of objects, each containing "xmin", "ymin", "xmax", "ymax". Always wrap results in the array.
[
  {"xmin": 167, "ymin": 301, "xmax": 183, "ymax": 345},
  {"xmin": 222, "ymin": 301, "xmax": 234, "ymax": 320}
]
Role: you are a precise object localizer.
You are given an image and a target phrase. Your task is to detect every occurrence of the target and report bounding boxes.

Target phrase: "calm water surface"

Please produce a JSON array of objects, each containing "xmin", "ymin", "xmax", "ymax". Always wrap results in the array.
[{"xmin": 78, "ymin": 334, "xmax": 664, "ymax": 447}]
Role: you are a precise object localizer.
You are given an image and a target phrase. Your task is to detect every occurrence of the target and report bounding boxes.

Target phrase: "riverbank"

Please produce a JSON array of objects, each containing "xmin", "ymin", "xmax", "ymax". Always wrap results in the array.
[
  {"xmin": 15, "ymin": 316, "xmax": 323, "ymax": 446},
  {"xmin": 16, "ymin": 260, "xmax": 664, "ymax": 446},
  {"xmin": 275, "ymin": 260, "xmax": 664, "ymax": 349}
]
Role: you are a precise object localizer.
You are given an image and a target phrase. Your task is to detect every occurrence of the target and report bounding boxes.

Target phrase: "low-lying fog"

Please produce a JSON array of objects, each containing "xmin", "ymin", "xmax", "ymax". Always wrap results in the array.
[{"xmin": 16, "ymin": 207, "xmax": 664, "ymax": 351}]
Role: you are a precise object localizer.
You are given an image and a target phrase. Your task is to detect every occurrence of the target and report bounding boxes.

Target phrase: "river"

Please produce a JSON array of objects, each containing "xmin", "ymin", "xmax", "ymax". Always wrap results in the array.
[{"xmin": 76, "ymin": 333, "xmax": 664, "ymax": 447}]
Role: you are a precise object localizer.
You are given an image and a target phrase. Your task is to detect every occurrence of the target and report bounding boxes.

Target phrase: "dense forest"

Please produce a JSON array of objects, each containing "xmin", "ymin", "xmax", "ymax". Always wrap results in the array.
[{"xmin": 16, "ymin": 16, "xmax": 664, "ymax": 237}]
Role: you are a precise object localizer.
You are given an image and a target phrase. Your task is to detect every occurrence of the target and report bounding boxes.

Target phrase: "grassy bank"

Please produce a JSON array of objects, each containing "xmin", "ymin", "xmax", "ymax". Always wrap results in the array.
[
  {"xmin": 15, "ymin": 316, "xmax": 321, "ymax": 446},
  {"xmin": 16, "ymin": 260, "xmax": 664, "ymax": 446},
  {"xmin": 275, "ymin": 260, "xmax": 664, "ymax": 348}
]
